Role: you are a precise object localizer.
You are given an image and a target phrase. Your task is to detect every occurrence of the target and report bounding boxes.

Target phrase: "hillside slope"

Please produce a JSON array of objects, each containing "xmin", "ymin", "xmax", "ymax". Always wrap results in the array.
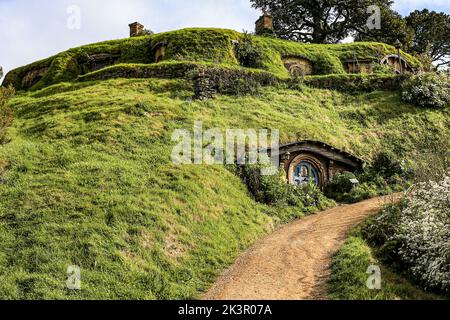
[{"xmin": 0, "ymin": 78, "xmax": 448, "ymax": 299}]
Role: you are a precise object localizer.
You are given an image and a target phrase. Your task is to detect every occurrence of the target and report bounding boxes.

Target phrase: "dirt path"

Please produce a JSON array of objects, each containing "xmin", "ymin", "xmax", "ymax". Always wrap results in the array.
[{"xmin": 204, "ymin": 195, "xmax": 400, "ymax": 300}]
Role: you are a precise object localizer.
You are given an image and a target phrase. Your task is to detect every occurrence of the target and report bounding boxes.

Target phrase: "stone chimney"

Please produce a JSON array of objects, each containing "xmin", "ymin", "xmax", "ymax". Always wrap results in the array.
[
  {"xmin": 255, "ymin": 11, "xmax": 273, "ymax": 35},
  {"xmin": 129, "ymin": 22, "xmax": 145, "ymax": 37}
]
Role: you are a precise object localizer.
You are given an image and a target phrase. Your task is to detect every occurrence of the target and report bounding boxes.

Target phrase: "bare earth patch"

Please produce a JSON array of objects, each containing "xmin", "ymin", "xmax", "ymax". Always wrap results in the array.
[{"xmin": 204, "ymin": 195, "xmax": 400, "ymax": 300}]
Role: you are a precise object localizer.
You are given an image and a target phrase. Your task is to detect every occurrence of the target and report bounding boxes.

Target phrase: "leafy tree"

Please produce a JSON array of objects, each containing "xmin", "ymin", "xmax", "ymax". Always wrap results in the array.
[
  {"xmin": 250, "ymin": 0, "xmax": 392, "ymax": 43},
  {"xmin": 406, "ymin": 9, "xmax": 450, "ymax": 68},
  {"xmin": 356, "ymin": 6, "xmax": 414, "ymax": 49}
]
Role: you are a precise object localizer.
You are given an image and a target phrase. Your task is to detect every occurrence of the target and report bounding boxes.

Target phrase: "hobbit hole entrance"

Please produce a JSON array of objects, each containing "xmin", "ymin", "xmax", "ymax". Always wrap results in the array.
[
  {"xmin": 278, "ymin": 141, "xmax": 364, "ymax": 189},
  {"xmin": 282, "ymin": 56, "xmax": 314, "ymax": 77}
]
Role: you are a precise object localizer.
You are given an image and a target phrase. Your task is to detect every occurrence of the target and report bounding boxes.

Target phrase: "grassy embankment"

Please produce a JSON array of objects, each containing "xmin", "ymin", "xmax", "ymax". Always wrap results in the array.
[
  {"xmin": 329, "ymin": 226, "xmax": 447, "ymax": 300},
  {"xmin": 0, "ymin": 76, "xmax": 448, "ymax": 299}
]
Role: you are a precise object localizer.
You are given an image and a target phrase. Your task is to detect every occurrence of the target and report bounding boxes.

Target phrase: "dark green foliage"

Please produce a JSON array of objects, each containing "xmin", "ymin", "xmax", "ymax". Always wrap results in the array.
[
  {"xmin": 325, "ymin": 172, "xmax": 381, "ymax": 204},
  {"xmin": 251, "ymin": 0, "xmax": 392, "ymax": 43},
  {"xmin": 406, "ymin": 9, "xmax": 450, "ymax": 68},
  {"xmin": 235, "ymin": 163, "xmax": 301, "ymax": 206},
  {"xmin": 226, "ymin": 78, "xmax": 261, "ymax": 96},
  {"xmin": 325, "ymin": 151, "xmax": 409, "ymax": 203},
  {"xmin": 234, "ymin": 32, "xmax": 264, "ymax": 68},
  {"xmin": 372, "ymin": 62, "xmax": 397, "ymax": 75},
  {"xmin": 401, "ymin": 73, "xmax": 450, "ymax": 109},
  {"xmin": 326, "ymin": 172, "xmax": 357, "ymax": 194},
  {"xmin": 360, "ymin": 202, "xmax": 404, "ymax": 256},
  {"xmin": 371, "ymin": 151, "xmax": 405, "ymax": 180},
  {"xmin": 356, "ymin": 6, "xmax": 414, "ymax": 50},
  {"xmin": 234, "ymin": 163, "xmax": 332, "ymax": 219}
]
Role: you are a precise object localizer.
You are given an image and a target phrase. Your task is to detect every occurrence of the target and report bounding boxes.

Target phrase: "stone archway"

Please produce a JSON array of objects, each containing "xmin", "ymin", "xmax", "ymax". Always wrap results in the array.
[{"xmin": 282, "ymin": 56, "xmax": 314, "ymax": 77}]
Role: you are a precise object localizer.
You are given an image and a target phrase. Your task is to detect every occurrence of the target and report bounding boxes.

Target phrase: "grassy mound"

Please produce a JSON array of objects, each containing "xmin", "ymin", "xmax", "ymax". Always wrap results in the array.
[
  {"xmin": 0, "ymin": 78, "xmax": 447, "ymax": 299},
  {"xmin": 328, "ymin": 236, "xmax": 445, "ymax": 300},
  {"xmin": 3, "ymin": 28, "xmax": 420, "ymax": 91}
]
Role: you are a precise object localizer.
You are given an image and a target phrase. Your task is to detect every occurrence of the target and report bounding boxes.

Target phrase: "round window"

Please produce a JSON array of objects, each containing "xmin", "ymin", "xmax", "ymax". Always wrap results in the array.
[{"xmin": 293, "ymin": 161, "xmax": 320, "ymax": 187}]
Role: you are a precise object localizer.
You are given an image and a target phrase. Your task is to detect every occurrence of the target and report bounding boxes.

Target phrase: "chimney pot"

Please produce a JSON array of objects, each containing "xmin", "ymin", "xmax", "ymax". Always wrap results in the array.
[{"xmin": 129, "ymin": 22, "xmax": 145, "ymax": 37}]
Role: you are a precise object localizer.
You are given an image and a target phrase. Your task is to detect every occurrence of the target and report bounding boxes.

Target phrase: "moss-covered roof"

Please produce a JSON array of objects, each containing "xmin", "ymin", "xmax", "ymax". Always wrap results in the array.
[{"xmin": 2, "ymin": 28, "xmax": 421, "ymax": 91}]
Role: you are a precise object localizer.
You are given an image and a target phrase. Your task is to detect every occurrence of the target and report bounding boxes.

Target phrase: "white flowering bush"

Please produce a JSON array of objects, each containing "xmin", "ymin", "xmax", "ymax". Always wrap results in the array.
[
  {"xmin": 364, "ymin": 174, "xmax": 450, "ymax": 294},
  {"xmin": 394, "ymin": 175, "xmax": 450, "ymax": 293},
  {"xmin": 402, "ymin": 73, "xmax": 450, "ymax": 109}
]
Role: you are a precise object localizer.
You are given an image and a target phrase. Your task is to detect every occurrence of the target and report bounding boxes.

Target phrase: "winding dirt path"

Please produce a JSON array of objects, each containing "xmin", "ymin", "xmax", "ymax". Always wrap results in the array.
[{"xmin": 204, "ymin": 195, "xmax": 400, "ymax": 300}]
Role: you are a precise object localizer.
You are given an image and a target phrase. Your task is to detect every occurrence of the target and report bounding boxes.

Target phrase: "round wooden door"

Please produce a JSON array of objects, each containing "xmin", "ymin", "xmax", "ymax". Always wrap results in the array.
[{"xmin": 293, "ymin": 161, "xmax": 320, "ymax": 187}]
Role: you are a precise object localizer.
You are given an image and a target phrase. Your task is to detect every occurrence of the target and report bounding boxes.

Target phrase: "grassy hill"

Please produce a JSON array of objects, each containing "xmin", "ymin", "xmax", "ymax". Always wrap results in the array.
[
  {"xmin": 0, "ymin": 76, "xmax": 448, "ymax": 299},
  {"xmin": 0, "ymin": 27, "xmax": 447, "ymax": 299},
  {"xmin": 3, "ymin": 28, "xmax": 420, "ymax": 91}
]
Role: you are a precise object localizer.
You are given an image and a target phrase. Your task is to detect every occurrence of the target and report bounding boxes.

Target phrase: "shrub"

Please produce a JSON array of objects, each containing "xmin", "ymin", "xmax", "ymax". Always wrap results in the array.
[
  {"xmin": 326, "ymin": 172, "xmax": 357, "ymax": 195},
  {"xmin": 297, "ymin": 181, "xmax": 332, "ymax": 211},
  {"xmin": 235, "ymin": 162, "xmax": 301, "ymax": 206},
  {"xmin": 372, "ymin": 62, "xmax": 396, "ymax": 75},
  {"xmin": 234, "ymin": 162, "xmax": 332, "ymax": 211},
  {"xmin": 401, "ymin": 73, "xmax": 450, "ymax": 109},
  {"xmin": 227, "ymin": 77, "xmax": 261, "ymax": 96},
  {"xmin": 345, "ymin": 183, "xmax": 380, "ymax": 203},
  {"xmin": 0, "ymin": 85, "xmax": 15, "ymax": 144},
  {"xmin": 325, "ymin": 156, "xmax": 408, "ymax": 204},
  {"xmin": 313, "ymin": 52, "xmax": 345, "ymax": 75},
  {"xmin": 371, "ymin": 151, "xmax": 405, "ymax": 181},
  {"xmin": 364, "ymin": 175, "xmax": 450, "ymax": 294},
  {"xmin": 234, "ymin": 32, "xmax": 264, "ymax": 69}
]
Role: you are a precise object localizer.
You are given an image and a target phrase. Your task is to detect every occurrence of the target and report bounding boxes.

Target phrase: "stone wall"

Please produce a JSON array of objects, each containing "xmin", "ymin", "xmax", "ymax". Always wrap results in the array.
[{"xmin": 78, "ymin": 62, "xmax": 277, "ymax": 96}]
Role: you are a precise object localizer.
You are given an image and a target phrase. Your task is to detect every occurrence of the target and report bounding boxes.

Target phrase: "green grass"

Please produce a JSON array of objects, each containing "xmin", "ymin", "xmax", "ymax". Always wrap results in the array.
[
  {"xmin": 328, "ymin": 236, "xmax": 445, "ymax": 300},
  {"xmin": 3, "ymin": 28, "xmax": 421, "ymax": 90},
  {"xmin": 0, "ymin": 78, "xmax": 448, "ymax": 299}
]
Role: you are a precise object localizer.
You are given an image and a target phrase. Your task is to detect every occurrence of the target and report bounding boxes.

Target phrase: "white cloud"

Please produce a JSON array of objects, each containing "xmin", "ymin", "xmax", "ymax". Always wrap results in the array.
[{"xmin": 393, "ymin": 0, "xmax": 450, "ymax": 15}]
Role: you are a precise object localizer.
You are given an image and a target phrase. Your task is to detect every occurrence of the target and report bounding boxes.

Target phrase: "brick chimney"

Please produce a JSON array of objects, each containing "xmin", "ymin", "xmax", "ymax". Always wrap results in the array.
[
  {"xmin": 129, "ymin": 22, "xmax": 145, "ymax": 37},
  {"xmin": 255, "ymin": 11, "xmax": 273, "ymax": 35}
]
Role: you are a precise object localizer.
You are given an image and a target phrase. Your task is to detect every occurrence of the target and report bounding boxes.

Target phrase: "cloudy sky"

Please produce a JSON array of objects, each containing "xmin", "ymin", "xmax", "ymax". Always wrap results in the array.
[{"xmin": 1, "ymin": 0, "xmax": 449, "ymax": 81}]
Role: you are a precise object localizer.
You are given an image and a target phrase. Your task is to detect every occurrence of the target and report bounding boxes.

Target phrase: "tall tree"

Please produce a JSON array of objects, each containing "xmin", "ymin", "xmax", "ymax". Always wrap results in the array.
[
  {"xmin": 406, "ymin": 9, "xmax": 450, "ymax": 68},
  {"xmin": 356, "ymin": 6, "xmax": 414, "ymax": 50},
  {"xmin": 250, "ymin": 0, "xmax": 392, "ymax": 43}
]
